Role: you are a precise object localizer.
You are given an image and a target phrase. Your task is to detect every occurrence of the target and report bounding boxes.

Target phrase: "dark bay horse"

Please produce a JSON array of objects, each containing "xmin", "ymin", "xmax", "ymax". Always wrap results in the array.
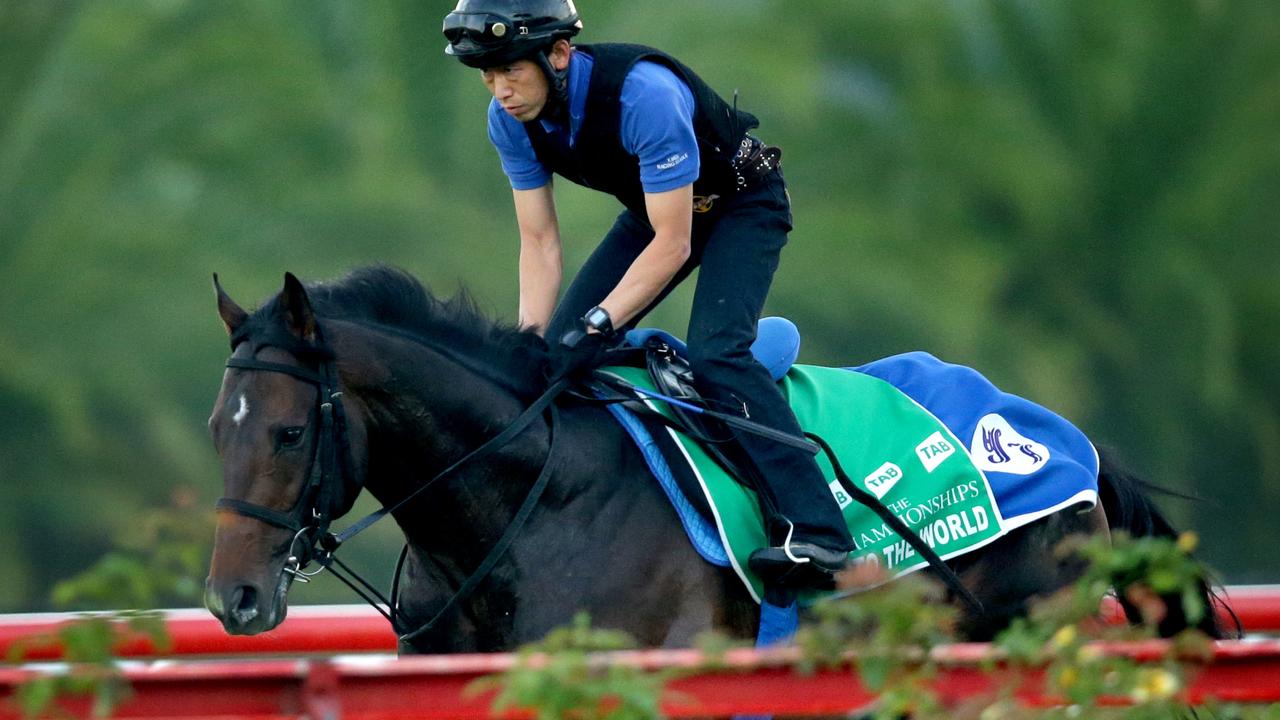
[{"xmin": 204, "ymin": 267, "xmax": 1220, "ymax": 652}]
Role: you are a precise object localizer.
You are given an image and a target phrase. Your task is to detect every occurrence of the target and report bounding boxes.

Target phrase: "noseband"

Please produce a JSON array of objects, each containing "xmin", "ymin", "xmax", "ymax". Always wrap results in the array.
[{"xmin": 214, "ymin": 320, "xmax": 569, "ymax": 640}]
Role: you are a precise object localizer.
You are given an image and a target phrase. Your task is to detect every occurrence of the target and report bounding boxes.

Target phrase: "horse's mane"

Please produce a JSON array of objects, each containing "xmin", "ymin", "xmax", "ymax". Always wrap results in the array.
[{"xmin": 254, "ymin": 265, "xmax": 551, "ymax": 396}]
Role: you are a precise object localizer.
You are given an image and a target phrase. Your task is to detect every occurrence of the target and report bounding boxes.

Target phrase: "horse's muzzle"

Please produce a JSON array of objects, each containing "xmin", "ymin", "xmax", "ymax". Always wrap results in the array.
[{"xmin": 205, "ymin": 577, "xmax": 286, "ymax": 635}]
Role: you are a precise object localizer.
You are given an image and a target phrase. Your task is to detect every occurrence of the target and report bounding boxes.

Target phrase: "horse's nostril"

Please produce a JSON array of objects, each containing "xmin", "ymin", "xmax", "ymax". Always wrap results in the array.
[{"xmin": 230, "ymin": 585, "xmax": 259, "ymax": 625}]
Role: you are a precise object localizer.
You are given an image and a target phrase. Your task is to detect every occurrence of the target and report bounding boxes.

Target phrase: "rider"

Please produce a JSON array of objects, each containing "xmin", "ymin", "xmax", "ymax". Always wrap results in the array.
[{"xmin": 442, "ymin": 0, "xmax": 854, "ymax": 588}]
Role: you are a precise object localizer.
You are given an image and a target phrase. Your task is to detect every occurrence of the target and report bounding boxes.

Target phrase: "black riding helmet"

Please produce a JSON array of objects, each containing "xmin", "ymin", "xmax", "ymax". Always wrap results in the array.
[{"xmin": 443, "ymin": 0, "xmax": 582, "ymax": 70}]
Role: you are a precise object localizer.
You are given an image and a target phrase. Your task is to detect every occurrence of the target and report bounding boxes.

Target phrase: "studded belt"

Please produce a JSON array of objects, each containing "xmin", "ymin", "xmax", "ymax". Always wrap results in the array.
[{"xmin": 730, "ymin": 135, "xmax": 782, "ymax": 190}]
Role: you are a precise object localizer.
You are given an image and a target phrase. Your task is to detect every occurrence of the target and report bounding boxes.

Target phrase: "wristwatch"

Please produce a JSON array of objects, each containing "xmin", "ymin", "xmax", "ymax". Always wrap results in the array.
[{"xmin": 582, "ymin": 305, "xmax": 616, "ymax": 338}]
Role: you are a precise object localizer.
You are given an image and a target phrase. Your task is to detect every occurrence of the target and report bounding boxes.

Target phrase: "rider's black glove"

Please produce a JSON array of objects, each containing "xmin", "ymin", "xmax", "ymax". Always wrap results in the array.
[{"xmin": 548, "ymin": 328, "xmax": 614, "ymax": 383}]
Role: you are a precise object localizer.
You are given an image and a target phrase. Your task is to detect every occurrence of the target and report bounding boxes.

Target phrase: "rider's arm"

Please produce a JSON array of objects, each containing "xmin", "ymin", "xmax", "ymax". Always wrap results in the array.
[
  {"xmin": 590, "ymin": 61, "xmax": 700, "ymax": 332},
  {"xmin": 488, "ymin": 99, "xmax": 559, "ymax": 334},
  {"xmin": 513, "ymin": 183, "xmax": 562, "ymax": 335},
  {"xmin": 593, "ymin": 185, "xmax": 692, "ymax": 329}
]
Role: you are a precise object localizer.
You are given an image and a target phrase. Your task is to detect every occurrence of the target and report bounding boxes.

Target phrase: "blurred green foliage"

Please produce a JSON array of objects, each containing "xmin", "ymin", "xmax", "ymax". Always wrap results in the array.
[
  {"xmin": 48, "ymin": 494, "xmax": 210, "ymax": 610},
  {"xmin": 8, "ymin": 612, "xmax": 166, "ymax": 718},
  {"xmin": 479, "ymin": 535, "xmax": 1264, "ymax": 719},
  {"xmin": 5, "ymin": 501, "xmax": 201, "ymax": 718},
  {"xmin": 1, "ymin": 0, "xmax": 1277, "ymax": 611},
  {"xmin": 470, "ymin": 613, "xmax": 669, "ymax": 720}
]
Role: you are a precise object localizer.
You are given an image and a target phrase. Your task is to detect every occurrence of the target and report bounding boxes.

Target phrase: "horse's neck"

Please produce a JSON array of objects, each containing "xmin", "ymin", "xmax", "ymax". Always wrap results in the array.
[
  {"xmin": 331, "ymin": 326, "xmax": 744, "ymax": 651},
  {"xmin": 334, "ymin": 325, "xmax": 550, "ymax": 552}
]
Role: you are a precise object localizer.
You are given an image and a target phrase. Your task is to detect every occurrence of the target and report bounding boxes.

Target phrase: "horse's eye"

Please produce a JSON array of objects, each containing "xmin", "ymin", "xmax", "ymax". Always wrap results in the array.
[{"xmin": 275, "ymin": 427, "xmax": 306, "ymax": 449}]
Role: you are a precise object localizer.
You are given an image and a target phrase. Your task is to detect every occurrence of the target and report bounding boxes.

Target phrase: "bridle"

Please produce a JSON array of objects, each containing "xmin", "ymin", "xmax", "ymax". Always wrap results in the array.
[
  {"xmin": 214, "ymin": 320, "xmax": 568, "ymax": 641},
  {"xmin": 216, "ymin": 338, "xmax": 352, "ymax": 583}
]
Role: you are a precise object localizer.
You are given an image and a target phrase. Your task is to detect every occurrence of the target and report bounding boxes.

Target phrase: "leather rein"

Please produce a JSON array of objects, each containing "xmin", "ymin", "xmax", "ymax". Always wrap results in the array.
[{"xmin": 214, "ymin": 322, "xmax": 568, "ymax": 642}]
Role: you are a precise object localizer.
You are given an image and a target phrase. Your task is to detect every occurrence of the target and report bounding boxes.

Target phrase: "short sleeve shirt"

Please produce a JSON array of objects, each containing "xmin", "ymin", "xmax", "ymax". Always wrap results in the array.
[{"xmin": 487, "ymin": 51, "xmax": 700, "ymax": 193}]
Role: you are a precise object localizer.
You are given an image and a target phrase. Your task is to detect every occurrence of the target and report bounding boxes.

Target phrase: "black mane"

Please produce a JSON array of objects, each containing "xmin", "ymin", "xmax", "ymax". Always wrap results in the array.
[{"xmin": 250, "ymin": 266, "xmax": 551, "ymax": 396}]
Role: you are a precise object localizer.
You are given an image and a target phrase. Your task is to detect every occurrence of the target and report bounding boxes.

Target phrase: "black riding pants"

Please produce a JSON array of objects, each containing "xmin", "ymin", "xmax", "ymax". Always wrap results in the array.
[{"xmin": 546, "ymin": 171, "xmax": 854, "ymax": 552}]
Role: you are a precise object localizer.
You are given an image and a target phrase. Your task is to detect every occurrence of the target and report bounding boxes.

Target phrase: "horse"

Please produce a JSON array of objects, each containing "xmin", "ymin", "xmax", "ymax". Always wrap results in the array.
[{"xmin": 204, "ymin": 266, "xmax": 1222, "ymax": 652}]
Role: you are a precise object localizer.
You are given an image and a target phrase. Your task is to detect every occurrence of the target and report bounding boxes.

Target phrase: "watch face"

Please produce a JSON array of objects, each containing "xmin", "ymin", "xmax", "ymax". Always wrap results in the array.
[{"xmin": 585, "ymin": 306, "xmax": 612, "ymax": 332}]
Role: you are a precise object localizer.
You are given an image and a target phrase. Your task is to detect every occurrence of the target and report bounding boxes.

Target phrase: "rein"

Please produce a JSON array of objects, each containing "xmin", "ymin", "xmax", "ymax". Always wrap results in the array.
[{"xmin": 215, "ymin": 322, "xmax": 570, "ymax": 641}]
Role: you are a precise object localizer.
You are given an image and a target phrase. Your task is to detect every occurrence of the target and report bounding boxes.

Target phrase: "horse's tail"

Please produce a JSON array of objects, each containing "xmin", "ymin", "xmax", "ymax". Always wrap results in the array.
[{"xmin": 1096, "ymin": 448, "xmax": 1233, "ymax": 639}]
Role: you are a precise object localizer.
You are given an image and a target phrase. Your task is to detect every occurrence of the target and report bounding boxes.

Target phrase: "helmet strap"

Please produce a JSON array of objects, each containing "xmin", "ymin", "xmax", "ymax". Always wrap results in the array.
[{"xmin": 532, "ymin": 46, "xmax": 571, "ymax": 123}]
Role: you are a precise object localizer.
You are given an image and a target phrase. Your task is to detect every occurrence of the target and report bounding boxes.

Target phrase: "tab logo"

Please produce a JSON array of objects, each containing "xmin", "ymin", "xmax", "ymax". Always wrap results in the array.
[
  {"xmin": 970, "ymin": 413, "xmax": 1050, "ymax": 475},
  {"xmin": 915, "ymin": 431, "xmax": 954, "ymax": 473},
  {"xmin": 863, "ymin": 462, "xmax": 902, "ymax": 500},
  {"xmin": 828, "ymin": 478, "xmax": 853, "ymax": 510}
]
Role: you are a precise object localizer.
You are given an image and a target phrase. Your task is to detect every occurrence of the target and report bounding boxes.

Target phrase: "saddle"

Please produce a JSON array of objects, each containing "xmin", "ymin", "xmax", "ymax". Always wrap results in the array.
[
  {"xmin": 615, "ymin": 318, "xmax": 802, "ymax": 515},
  {"xmin": 624, "ymin": 316, "xmax": 801, "ymax": 388}
]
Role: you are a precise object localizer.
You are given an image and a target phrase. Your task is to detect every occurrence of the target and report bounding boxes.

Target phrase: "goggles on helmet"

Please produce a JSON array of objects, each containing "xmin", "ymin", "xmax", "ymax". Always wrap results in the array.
[{"xmin": 443, "ymin": 12, "xmax": 522, "ymax": 47}]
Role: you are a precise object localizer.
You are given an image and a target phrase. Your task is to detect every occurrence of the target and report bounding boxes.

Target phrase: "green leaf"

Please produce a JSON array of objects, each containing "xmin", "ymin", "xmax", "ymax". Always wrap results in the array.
[
  {"xmin": 1181, "ymin": 585, "xmax": 1207, "ymax": 625},
  {"xmin": 16, "ymin": 677, "xmax": 58, "ymax": 718},
  {"xmin": 857, "ymin": 654, "xmax": 892, "ymax": 691}
]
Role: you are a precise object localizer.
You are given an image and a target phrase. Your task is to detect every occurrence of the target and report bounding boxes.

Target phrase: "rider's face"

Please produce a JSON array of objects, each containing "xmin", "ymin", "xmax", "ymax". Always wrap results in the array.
[
  {"xmin": 482, "ymin": 60, "xmax": 549, "ymax": 122},
  {"xmin": 480, "ymin": 41, "xmax": 570, "ymax": 123}
]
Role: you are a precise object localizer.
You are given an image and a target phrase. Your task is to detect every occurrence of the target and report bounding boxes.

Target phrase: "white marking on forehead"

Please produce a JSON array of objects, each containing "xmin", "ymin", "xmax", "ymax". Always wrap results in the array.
[{"xmin": 232, "ymin": 394, "xmax": 250, "ymax": 426}]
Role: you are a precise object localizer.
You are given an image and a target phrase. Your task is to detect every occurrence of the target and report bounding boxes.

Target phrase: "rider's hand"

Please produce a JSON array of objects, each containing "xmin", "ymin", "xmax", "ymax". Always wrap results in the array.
[{"xmin": 547, "ymin": 328, "xmax": 614, "ymax": 382}]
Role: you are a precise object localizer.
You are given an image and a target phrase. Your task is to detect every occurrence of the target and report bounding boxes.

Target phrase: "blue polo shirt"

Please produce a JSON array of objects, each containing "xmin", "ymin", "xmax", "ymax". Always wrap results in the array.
[{"xmin": 487, "ymin": 50, "xmax": 700, "ymax": 193}]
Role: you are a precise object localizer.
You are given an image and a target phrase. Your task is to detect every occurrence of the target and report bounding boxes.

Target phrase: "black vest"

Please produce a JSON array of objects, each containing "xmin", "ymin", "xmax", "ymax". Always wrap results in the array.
[{"xmin": 523, "ymin": 43, "xmax": 759, "ymax": 220}]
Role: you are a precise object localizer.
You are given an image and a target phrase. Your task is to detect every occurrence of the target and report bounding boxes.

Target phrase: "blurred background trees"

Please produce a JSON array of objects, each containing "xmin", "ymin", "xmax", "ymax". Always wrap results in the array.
[{"xmin": 1, "ymin": 0, "xmax": 1276, "ymax": 611}]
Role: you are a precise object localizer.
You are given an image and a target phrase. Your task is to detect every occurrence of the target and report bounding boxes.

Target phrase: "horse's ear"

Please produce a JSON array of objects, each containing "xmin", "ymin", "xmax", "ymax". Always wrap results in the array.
[
  {"xmin": 279, "ymin": 272, "xmax": 317, "ymax": 341},
  {"xmin": 213, "ymin": 273, "xmax": 249, "ymax": 336}
]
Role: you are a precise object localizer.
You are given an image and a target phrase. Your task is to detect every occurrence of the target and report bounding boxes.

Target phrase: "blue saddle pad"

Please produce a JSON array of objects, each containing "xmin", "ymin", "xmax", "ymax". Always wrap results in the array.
[{"xmin": 852, "ymin": 352, "xmax": 1099, "ymax": 524}]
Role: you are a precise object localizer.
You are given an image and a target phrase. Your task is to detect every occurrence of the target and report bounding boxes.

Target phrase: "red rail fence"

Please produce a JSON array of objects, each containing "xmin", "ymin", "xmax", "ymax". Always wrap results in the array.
[{"xmin": 1, "ymin": 585, "xmax": 1277, "ymax": 718}]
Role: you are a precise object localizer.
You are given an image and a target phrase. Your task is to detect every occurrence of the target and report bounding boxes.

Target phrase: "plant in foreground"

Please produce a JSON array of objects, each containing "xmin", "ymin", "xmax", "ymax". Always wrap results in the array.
[
  {"xmin": 6, "ymin": 497, "xmax": 208, "ymax": 718},
  {"xmin": 469, "ymin": 613, "xmax": 676, "ymax": 720},
  {"xmin": 479, "ymin": 533, "xmax": 1258, "ymax": 719}
]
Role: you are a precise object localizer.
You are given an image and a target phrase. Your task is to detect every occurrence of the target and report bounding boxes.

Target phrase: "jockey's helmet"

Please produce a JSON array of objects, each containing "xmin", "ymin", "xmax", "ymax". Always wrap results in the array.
[{"xmin": 443, "ymin": 0, "xmax": 582, "ymax": 69}]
